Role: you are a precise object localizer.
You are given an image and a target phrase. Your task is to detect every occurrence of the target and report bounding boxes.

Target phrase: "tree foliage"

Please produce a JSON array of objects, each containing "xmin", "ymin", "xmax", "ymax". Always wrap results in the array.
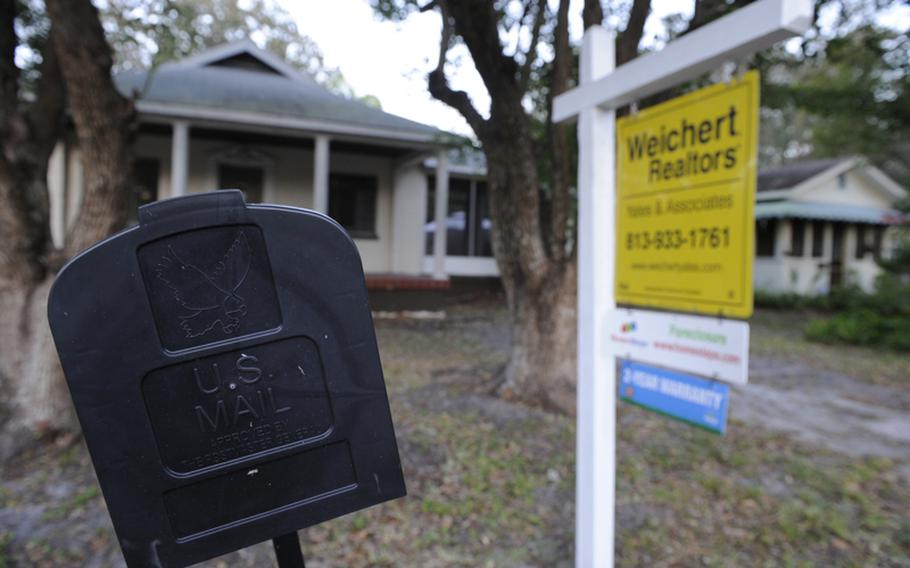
[
  {"xmin": 98, "ymin": 0, "xmax": 363, "ymax": 99},
  {"xmin": 760, "ymin": 2, "xmax": 909, "ymax": 185}
]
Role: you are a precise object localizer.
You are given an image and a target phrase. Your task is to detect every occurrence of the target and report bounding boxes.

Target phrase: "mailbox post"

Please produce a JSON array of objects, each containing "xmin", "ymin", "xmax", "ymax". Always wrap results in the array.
[{"xmin": 48, "ymin": 190, "xmax": 405, "ymax": 567}]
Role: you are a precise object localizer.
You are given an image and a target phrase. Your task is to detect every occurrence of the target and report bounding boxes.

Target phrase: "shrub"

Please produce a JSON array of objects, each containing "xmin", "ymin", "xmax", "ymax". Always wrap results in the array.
[{"xmin": 802, "ymin": 275, "xmax": 910, "ymax": 352}]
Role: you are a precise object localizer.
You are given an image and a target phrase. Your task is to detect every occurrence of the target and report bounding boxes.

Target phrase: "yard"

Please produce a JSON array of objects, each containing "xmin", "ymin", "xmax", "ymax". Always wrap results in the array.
[{"xmin": 2, "ymin": 287, "xmax": 909, "ymax": 567}]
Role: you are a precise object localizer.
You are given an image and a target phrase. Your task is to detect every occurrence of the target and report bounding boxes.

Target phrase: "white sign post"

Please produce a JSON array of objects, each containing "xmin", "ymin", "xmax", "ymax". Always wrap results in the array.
[{"xmin": 557, "ymin": 1, "xmax": 813, "ymax": 567}]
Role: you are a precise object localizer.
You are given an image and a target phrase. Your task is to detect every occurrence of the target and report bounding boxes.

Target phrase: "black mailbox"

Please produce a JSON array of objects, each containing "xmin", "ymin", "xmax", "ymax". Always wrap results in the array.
[{"xmin": 47, "ymin": 191, "xmax": 405, "ymax": 567}]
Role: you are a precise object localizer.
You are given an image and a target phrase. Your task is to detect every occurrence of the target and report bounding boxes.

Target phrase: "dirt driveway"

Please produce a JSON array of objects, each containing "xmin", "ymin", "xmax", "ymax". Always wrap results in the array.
[{"xmin": 745, "ymin": 310, "xmax": 910, "ymax": 483}]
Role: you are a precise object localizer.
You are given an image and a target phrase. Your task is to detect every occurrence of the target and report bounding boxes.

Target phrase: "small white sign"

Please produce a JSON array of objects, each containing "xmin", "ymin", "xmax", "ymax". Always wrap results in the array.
[{"xmin": 606, "ymin": 308, "xmax": 749, "ymax": 385}]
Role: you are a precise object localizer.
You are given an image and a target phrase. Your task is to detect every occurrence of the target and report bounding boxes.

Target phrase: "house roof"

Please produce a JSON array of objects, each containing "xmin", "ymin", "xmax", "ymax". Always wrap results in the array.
[
  {"xmin": 115, "ymin": 41, "xmax": 441, "ymax": 143},
  {"xmin": 755, "ymin": 201, "xmax": 905, "ymax": 225},
  {"xmin": 424, "ymin": 147, "xmax": 488, "ymax": 176},
  {"xmin": 757, "ymin": 158, "xmax": 847, "ymax": 193}
]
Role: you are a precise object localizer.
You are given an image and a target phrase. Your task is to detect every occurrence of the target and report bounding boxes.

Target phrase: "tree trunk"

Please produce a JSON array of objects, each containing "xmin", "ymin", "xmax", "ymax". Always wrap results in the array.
[
  {"xmin": 483, "ymin": 130, "xmax": 578, "ymax": 414},
  {"xmin": 0, "ymin": 277, "xmax": 73, "ymax": 458},
  {"xmin": 0, "ymin": 0, "xmax": 134, "ymax": 459},
  {"xmin": 499, "ymin": 262, "xmax": 577, "ymax": 413}
]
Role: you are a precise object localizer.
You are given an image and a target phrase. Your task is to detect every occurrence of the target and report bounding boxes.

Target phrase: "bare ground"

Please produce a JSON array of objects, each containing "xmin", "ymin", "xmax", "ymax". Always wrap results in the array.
[{"xmin": 1, "ymin": 293, "xmax": 908, "ymax": 567}]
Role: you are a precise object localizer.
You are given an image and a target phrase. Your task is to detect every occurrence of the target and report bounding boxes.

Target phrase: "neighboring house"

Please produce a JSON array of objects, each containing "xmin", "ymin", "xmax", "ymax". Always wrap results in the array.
[
  {"xmin": 754, "ymin": 157, "xmax": 905, "ymax": 294},
  {"xmin": 47, "ymin": 40, "xmax": 459, "ymax": 287}
]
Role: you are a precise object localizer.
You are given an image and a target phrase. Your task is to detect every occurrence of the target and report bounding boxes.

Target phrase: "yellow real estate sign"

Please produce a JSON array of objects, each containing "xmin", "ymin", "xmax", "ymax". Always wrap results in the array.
[{"xmin": 615, "ymin": 71, "xmax": 759, "ymax": 318}]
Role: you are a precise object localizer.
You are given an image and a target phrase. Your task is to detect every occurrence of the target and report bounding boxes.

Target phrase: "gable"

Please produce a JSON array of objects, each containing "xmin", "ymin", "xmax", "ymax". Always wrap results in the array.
[
  {"xmin": 207, "ymin": 52, "xmax": 285, "ymax": 76},
  {"xmin": 793, "ymin": 168, "xmax": 899, "ymax": 208}
]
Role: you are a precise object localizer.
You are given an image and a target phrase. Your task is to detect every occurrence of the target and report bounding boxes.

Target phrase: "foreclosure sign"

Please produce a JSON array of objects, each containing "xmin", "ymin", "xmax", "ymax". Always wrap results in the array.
[
  {"xmin": 615, "ymin": 71, "xmax": 759, "ymax": 318},
  {"xmin": 606, "ymin": 308, "xmax": 749, "ymax": 385}
]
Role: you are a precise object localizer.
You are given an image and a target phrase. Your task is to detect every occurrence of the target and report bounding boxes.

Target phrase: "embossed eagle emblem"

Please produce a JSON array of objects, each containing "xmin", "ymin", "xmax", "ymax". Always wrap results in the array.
[{"xmin": 155, "ymin": 231, "xmax": 251, "ymax": 338}]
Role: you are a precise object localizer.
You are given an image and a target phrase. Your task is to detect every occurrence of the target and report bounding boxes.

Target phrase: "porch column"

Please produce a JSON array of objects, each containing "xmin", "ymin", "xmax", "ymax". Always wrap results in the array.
[
  {"xmin": 170, "ymin": 120, "xmax": 189, "ymax": 197},
  {"xmin": 433, "ymin": 150, "xmax": 449, "ymax": 280},
  {"xmin": 47, "ymin": 141, "xmax": 66, "ymax": 249},
  {"xmin": 313, "ymin": 135, "xmax": 330, "ymax": 213}
]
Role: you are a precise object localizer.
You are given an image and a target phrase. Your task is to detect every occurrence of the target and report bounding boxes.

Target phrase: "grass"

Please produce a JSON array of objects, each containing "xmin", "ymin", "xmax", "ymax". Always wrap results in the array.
[
  {"xmin": 2, "ymin": 298, "xmax": 908, "ymax": 566},
  {"xmin": 41, "ymin": 487, "xmax": 100, "ymax": 521},
  {"xmin": 293, "ymin": 302, "xmax": 910, "ymax": 566},
  {"xmin": 750, "ymin": 309, "xmax": 910, "ymax": 388}
]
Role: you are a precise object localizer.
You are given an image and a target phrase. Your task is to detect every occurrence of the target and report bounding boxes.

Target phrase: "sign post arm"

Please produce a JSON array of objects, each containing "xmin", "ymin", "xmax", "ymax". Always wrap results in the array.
[
  {"xmin": 553, "ymin": 0, "xmax": 812, "ymax": 122},
  {"xmin": 576, "ymin": 25, "xmax": 617, "ymax": 568}
]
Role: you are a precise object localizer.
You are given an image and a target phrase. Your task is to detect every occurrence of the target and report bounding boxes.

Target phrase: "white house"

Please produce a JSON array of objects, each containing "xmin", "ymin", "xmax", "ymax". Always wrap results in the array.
[
  {"xmin": 754, "ymin": 157, "xmax": 905, "ymax": 294},
  {"xmin": 48, "ymin": 40, "xmax": 459, "ymax": 289}
]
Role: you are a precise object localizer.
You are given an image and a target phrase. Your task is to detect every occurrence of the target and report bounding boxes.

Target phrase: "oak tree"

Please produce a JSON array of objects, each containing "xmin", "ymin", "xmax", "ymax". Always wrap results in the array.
[{"xmin": 0, "ymin": 0, "xmax": 133, "ymax": 457}]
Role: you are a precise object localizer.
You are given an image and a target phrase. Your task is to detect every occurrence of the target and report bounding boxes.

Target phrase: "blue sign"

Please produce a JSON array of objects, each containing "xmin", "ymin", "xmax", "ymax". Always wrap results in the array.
[{"xmin": 619, "ymin": 359, "xmax": 729, "ymax": 434}]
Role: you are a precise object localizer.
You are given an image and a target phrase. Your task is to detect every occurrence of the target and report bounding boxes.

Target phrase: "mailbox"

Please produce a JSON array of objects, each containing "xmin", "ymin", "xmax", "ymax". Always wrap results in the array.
[{"xmin": 48, "ymin": 191, "xmax": 405, "ymax": 567}]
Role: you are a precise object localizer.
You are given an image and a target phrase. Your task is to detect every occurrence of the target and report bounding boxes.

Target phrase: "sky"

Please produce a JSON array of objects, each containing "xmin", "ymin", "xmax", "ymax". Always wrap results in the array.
[{"xmin": 281, "ymin": 0, "xmax": 910, "ymax": 138}]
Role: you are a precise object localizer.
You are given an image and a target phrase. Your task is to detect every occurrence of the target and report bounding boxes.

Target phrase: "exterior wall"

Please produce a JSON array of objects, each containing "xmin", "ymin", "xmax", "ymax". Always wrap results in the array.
[
  {"xmin": 145, "ymin": 134, "xmax": 397, "ymax": 274},
  {"xmin": 843, "ymin": 224, "xmax": 886, "ymax": 292},
  {"xmin": 753, "ymin": 219, "xmax": 789, "ymax": 293},
  {"xmin": 753, "ymin": 218, "xmax": 886, "ymax": 295},
  {"xmin": 59, "ymin": 132, "xmax": 409, "ymax": 275},
  {"xmin": 330, "ymin": 150, "xmax": 394, "ymax": 274}
]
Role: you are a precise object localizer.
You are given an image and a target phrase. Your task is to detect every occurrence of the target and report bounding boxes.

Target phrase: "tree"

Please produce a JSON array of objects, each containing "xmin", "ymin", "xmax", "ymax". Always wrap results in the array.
[
  {"xmin": 761, "ymin": 22, "xmax": 909, "ymax": 186},
  {"xmin": 99, "ymin": 0, "xmax": 365, "ymax": 101},
  {"xmin": 371, "ymin": 0, "xmax": 743, "ymax": 413},
  {"xmin": 0, "ymin": 0, "xmax": 134, "ymax": 457}
]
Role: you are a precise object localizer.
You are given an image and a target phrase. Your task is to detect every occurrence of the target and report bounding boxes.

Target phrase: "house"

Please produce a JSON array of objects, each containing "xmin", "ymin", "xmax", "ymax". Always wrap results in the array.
[
  {"xmin": 47, "ymin": 42, "xmax": 906, "ymax": 295},
  {"xmin": 754, "ymin": 157, "xmax": 905, "ymax": 294},
  {"xmin": 47, "ymin": 40, "xmax": 461, "ymax": 288}
]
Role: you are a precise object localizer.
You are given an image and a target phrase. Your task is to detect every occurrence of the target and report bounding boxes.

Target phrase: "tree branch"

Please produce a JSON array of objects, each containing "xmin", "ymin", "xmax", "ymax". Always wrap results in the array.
[
  {"xmin": 518, "ymin": 0, "xmax": 546, "ymax": 91},
  {"xmin": 444, "ymin": 0, "xmax": 524, "ymax": 116},
  {"xmin": 0, "ymin": 0, "xmax": 17, "ymax": 116},
  {"xmin": 616, "ymin": 0, "xmax": 650, "ymax": 65},
  {"xmin": 0, "ymin": 0, "xmax": 49, "ymax": 285},
  {"xmin": 582, "ymin": 0, "xmax": 604, "ymax": 29},
  {"xmin": 546, "ymin": 0, "xmax": 572, "ymax": 261},
  {"xmin": 45, "ymin": 0, "xmax": 135, "ymax": 258},
  {"xmin": 428, "ymin": 2, "xmax": 487, "ymax": 136},
  {"xmin": 27, "ymin": 32, "xmax": 65, "ymax": 165}
]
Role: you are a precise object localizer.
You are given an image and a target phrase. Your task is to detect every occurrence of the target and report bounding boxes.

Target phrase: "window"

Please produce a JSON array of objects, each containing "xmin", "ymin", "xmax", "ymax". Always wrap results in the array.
[
  {"xmin": 127, "ymin": 158, "xmax": 159, "ymax": 221},
  {"xmin": 756, "ymin": 219, "xmax": 777, "ymax": 257},
  {"xmin": 811, "ymin": 221, "xmax": 825, "ymax": 258},
  {"xmin": 218, "ymin": 164, "xmax": 264, "ymax": 203},
  {"xmin": 425, "ymin": 176, "xmax": 493, "ymax": 257},
  {"xmin": 837, "ymin": 173, "xmax": 846, "ymax": 190},
  {"xmin": 788, "ymin": 219, "xmax": 805, "ymax": 257},
  {"xmin": 329, "ymin": 173, "xmax": 378, "ymax": 238},
  {"xmin": 474, "ymin": 182, "xmax": 493, "ymax": 257}
]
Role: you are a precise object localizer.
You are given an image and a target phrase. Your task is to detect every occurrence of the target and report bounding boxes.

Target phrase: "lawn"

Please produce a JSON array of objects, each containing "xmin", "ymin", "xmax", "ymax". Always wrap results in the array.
[{"xmin": 1, "ymin": 294, "xmax": 908, "ymax": 567}]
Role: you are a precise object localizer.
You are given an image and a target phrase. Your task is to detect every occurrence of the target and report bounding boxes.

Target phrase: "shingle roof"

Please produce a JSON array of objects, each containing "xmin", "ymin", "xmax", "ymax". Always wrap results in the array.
[
  {"xmin": 756, "ymin": 157, "xmax": 847, "ymax": 193},
  {"xmin": 114, "ymin": 52, "xmax": 440, "ymax": 139}
]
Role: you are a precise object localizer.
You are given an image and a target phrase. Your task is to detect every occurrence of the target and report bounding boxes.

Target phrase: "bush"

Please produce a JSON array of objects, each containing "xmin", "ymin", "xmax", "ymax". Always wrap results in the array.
[
  {"xmin": 754, "ymin": 290, "xmax": 815, "ymax": 310},
  {"xmin": 803, "ymin": 275, "xmax": 910, "ymax": 351}
]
